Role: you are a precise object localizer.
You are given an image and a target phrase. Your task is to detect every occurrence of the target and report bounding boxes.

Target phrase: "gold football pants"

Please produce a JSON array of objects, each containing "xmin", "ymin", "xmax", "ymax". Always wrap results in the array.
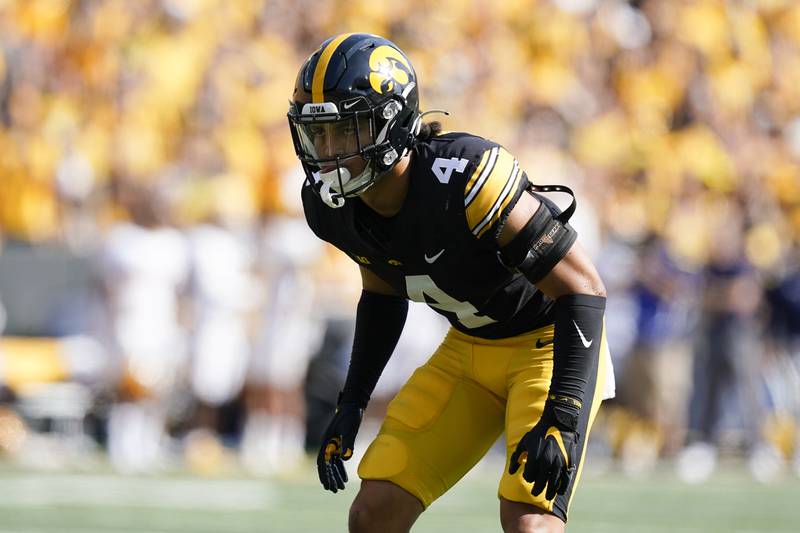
[{"xmin": 357, "ymin": 323, "xmax": 609, "ymax": 521}]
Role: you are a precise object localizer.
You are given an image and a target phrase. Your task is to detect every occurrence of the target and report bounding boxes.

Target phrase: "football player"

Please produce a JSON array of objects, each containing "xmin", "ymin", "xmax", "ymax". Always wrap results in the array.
[{"xmin": 287, "ymin": 33, "xmax": 614, "ymax": 533}]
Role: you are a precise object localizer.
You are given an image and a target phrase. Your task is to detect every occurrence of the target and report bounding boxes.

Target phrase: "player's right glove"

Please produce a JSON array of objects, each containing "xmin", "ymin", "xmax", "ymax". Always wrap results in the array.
[
  {"xmin": 508, "ymin": 399, "xmax": 580, "ymax": 501},
  {"xmin": 316, "ymin": 402, "xmax": 363, "ymax": 493}
]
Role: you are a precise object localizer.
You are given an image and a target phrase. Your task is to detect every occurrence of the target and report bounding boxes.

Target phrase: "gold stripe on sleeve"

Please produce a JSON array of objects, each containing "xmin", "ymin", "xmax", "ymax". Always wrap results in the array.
[
  {"xmin": 473, "ymin": 162, "xmax": 522, "ymax": 238},
  {"xmin": 465, "ymin": 147, "xmax": 517, "ymax": 234},
  {"xmin": 464, "ymin": 147, "xmax": 498, "ymax": 207}
]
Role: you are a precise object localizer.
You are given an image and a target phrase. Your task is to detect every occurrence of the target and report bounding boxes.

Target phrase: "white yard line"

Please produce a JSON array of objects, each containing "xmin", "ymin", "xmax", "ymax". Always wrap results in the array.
[
  {"xmin": 0, "ymin": 529, "xmax": 173, "ymax": 533},
  {"xmin": 0, "ymin": 475, "xmax": 274, "ymax": 511},
  {"xmin": 579, "ymin": 522, "xmax": 797, "ymax": 533},
  {"xmin": 0, "ymin": 512, "xmax": 274, "ymax": 533}
]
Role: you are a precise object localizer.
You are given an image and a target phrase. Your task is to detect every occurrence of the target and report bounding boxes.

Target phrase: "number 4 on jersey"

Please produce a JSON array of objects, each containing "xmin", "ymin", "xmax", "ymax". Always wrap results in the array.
[
  {"xmin": 432, "ymin": 157, "xmax": 468, "ymax": 184},
  {"xmin": 406, "ymin": 275, "xmax": 496, "ymax": 328}
]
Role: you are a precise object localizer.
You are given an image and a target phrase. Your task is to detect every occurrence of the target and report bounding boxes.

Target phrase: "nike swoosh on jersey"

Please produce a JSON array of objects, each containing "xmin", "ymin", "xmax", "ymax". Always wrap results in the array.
[
  {"xmin": 424, "ymin": 249, "xmax": 445, "ymax": 263},
  {"xmin": 535, "ymin": 337, "xmax": 554, "ymax": 348},
  {"xmin": 573, "ymin": 320, "xmax": 593, "ymax": 348},
  {"xmin": 342, "ymin": 100, "xmax": 359, "ymax": 109}
]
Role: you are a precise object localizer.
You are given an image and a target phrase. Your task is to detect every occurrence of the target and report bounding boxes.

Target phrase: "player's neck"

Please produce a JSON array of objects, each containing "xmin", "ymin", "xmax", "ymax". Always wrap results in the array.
[{"xmin": 358, "ymin": 155, "xmax": 411, "ymax": 218}]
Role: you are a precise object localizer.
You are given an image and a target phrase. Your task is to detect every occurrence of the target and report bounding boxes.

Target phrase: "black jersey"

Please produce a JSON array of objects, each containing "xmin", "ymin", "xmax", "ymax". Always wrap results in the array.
[{"xmin": 302, "ymin": 132, "xmax": 559, "ymax": 339}]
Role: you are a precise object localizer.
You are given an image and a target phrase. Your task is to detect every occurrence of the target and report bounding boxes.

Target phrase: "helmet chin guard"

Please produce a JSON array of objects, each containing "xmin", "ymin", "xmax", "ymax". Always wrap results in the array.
[
  {"xmin": 314, "ymin": 164, "xmax": 378, "ymax": 209},
  {"xmin": 318, "ymin": 176, "xmax": 345, "ymax": 208},
  {"xmin": 288, "ymin": 34, "xmax": 420, "ymax": 208}
]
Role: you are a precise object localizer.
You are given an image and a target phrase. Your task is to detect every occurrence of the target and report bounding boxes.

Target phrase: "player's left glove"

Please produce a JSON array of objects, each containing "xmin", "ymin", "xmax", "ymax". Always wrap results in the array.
[
  {"xmin": 508, "ymin": 399, "xmax": 580, "ymax": 501},
  {"xmin": 316, "ymin": 402, "xmax": 363, "ymax": 493}
]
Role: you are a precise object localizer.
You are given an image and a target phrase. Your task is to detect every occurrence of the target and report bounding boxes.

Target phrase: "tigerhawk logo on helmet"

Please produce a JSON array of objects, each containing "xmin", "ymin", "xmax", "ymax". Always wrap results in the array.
[
  {"xmin": 368, "ymin": 45, "xmax": 413, "ymax": 94},
  {"xmin": 287, "ymin": 34, "xmax": 422, "ymax": 208}
]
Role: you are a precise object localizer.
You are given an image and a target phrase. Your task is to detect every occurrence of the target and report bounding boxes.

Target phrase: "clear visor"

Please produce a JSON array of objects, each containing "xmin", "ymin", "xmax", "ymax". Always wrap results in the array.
[{"xmin": 292, "ymin": 114, "xmax": 374, "ymax": 163}]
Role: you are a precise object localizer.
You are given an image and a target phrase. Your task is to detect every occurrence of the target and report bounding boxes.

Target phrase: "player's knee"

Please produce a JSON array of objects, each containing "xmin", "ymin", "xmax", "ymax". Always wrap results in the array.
[
  {"xmin": 503, "ymin": 514, "xmax": 564, "ymax": 533},
  {"xmin": 349, "ymin": 481, "xmax": 423, "ymax": 533},
  {"xmin": 500, "ymin": 500, "xmax": 565, "ymax": 533},
  {"xmin": 348, "ymin": 495, "xmax": 398, "ymax": 533},
  {"xmin": 348, "ymin": 500, "xmax": 381, "ymax": 533}
]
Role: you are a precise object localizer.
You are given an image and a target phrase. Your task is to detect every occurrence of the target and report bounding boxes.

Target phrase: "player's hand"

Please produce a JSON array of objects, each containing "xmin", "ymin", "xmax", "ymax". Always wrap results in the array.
[
  {"xmin": 316, "ymin": 402, "xmax": 364, "ymax": 493},
  {"xmin": 508, "ymin": 401, "xmax": 579, "ymax": 501}
]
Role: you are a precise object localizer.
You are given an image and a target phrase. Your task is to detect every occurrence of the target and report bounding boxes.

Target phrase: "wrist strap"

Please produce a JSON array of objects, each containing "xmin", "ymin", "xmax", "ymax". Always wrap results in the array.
[
  {"xmin": 545, "ymin": 400, "xmax": 580, "ymax": 432},
  {"xmin": 548, "ymin": 394, "xmax": 582, "ymax": 410}
]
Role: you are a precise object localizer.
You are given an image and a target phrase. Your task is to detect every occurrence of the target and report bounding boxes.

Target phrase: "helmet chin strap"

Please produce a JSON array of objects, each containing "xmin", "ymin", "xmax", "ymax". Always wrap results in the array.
[
  {"xmin": 319, "ymin": 178, "xmax": 345, "ymax": 208},
  {"xmin": 318, "ymin": 163, "xmax": 381, "ymax": 208},
  {"xmin": 319, "ymin": 166, "xmax": 351, "ymax": 208}
]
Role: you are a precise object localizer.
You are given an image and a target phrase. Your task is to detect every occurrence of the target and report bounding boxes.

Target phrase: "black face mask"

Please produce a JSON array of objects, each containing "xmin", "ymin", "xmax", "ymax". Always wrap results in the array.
[{"xmin": 288, "ymin": 100, "xmax": 410, "ymax": 207}]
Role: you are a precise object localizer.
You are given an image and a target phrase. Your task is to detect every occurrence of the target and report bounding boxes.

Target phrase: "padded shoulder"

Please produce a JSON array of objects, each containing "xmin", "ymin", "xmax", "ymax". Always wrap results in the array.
[{"xmin": 421, "ymin": 133, "xmax": 529, "ymax": 240}]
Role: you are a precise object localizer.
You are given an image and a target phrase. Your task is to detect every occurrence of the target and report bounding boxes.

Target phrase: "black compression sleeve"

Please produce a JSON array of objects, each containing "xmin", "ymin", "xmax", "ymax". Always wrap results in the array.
[
  {"xmin": 339, "ymin": 290, "xmax": 409, "ymax": 408},
  {"xmin": 550, "ymin": 294, "xmax": 606, "ymax": 410}
]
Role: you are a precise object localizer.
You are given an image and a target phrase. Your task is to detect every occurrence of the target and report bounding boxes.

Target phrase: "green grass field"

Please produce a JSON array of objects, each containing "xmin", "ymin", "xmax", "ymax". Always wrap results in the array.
[{"xmin": 1, "ymin": 462, "xmax": 798, "ymax": 532}]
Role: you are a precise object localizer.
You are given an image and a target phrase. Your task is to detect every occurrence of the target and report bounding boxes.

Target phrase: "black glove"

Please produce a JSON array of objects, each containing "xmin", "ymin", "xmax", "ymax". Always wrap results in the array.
[
  {"xmin": 508, "ymin": 400, "xmax": 580, "ymax": 501},
  {"xmin": 316, "ymin": 402, "xmax": 364, "ymax": 493}
]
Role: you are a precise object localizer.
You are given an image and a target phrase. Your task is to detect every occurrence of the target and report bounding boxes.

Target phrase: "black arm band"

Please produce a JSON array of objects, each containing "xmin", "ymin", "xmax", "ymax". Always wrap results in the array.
[
  {"xmin": 339, "ymin": 290, "xmax": 409, "ymax": 408},
  {"xmin": 549, "ymin": 294, "xmax": 606, "ymax": 411},
  {"xmin": 498, "ymin": 195, "xmax": 577, "ymax": 284}
]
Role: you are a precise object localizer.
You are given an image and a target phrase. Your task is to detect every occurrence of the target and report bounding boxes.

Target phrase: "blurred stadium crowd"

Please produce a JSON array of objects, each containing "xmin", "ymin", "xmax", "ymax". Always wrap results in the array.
[{"xmin": 0, "ymin": 0, "xmax": 799, "ymax": 482}]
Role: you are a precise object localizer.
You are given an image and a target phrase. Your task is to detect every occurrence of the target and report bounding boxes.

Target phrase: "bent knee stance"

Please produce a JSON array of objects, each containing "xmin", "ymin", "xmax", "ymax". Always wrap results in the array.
[
  {"xmin": 349, "ymin": 480, "xmax": 424, "ymax": 533},
  {"xmin": 500, "ymin": 499, "xmax": 565, "ymax": 533},
  {"xmin": 349, "ymin": 498, "xmax": 391, "ymax": 533}
]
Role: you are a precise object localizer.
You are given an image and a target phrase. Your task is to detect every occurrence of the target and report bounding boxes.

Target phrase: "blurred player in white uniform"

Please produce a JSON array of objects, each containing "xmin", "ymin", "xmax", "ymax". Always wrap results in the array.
[
  {"xmin": 186, "ymin": 217, "xmax": 259, "ymax": 420},
  {"xmin": 99, "ymin": 186, "xmax": 189, "ymax": 472},
  {"xmin": 242, "ymin": 208, "xmax": 324, "ymax": 473}
]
